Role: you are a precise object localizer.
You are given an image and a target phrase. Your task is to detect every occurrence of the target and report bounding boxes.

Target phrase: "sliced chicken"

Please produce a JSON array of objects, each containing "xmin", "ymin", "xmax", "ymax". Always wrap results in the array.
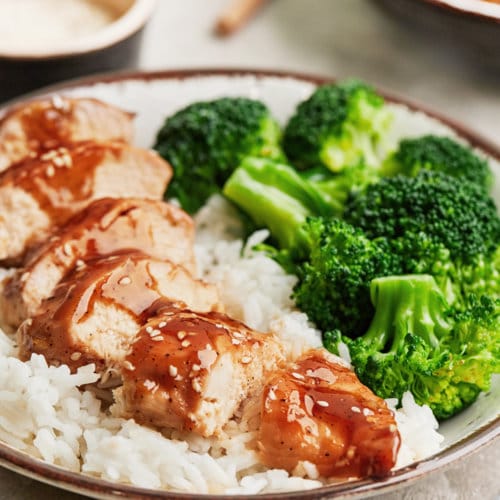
[
  {"xmin": 0, "ymin": 198, "xmax": 195, "ymax": 331},
  {"xmin": 0, "ymin": 141, "xmax": 172, "ymax": 264},
  {"xmin": 114, "ymin": 310, "xmax": 283, "ymax": 437},
  {"xmin": 258, "ymin": 349, "xmax": 400, "ymax": 478},
  {"xmin": 0, "ymin": 96, "xmax": 133, "ymax": 172},
  {"xmin": 17, "ymin": 252, "xmax": 220, "ymax": 373}
]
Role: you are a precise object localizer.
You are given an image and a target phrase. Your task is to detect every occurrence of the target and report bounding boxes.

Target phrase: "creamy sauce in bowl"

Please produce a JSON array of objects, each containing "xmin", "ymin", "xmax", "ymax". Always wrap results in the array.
[{"xmin": 0, "ymin": 0, "xmax": 121, "ymax": 54}]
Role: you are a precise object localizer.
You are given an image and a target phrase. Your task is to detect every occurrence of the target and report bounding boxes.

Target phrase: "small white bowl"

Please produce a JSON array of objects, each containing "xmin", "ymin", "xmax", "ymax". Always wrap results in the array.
[{"xmin": 0, "ymin": 0, "xmax": 157, "ymax": 101}]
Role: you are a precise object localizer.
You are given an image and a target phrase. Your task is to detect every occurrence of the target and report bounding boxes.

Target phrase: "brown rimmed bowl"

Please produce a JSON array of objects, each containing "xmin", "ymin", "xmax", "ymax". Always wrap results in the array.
[{"xmin": 0, "ymin": 68, "xmax": 498, "ymax": 499}]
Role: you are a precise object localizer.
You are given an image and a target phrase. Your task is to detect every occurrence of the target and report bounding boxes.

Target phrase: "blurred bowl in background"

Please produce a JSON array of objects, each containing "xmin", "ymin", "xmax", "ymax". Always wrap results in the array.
[
  {"xmin": 376, "ymin": 0, "xmax": 500, "ymax": 74},
  {"xmin": 0, "ymin": 0, "xmax": 157, "ymax": 102}
]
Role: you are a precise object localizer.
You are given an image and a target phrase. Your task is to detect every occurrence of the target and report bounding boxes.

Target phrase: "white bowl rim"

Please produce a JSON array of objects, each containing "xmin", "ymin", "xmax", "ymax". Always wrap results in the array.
[
  {"xmin": 0, "ymin": 0, "xmax": 157, "ymax": 60},
  {"xmin": 424, "ymin": 0, "xmax": 500, "ymax": 20}
]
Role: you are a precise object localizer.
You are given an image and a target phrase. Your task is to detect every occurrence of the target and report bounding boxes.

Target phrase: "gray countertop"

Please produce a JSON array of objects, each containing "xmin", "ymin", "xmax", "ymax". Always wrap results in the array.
[{"xmin": 0, "ymin": 0, "xmax": 499, "ymax": 498}]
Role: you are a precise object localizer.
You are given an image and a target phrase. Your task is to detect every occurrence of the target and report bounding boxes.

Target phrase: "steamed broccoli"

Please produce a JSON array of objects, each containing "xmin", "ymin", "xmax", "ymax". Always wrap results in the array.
[
  {"xmin": 283, "ymin": 81, "xmax": 392, "ymax": 172},
  {"xmin": 382, "ymin": 135, "xmax": 493, "ymax": 191},
  {"xmin": 344, "ymin": 171, "xmax": 500, "ymax": 303},
  {"xmin": 223, "ymin": 157, "xmax": 333, "ymax": 256},
  {"xmin": 324, "ymin": 275, "xmax": 500, "ymax": 419},
  {"xmin": 300, "ymin": 163, "xmax": 381, "ymax": 217},
  {"xmin": 293, "ymin": 218, "xmax": 402, "ymax": 336},
  {"xmin": 154, "ymin": 97, "xmax": 283, "ymax": 213}
]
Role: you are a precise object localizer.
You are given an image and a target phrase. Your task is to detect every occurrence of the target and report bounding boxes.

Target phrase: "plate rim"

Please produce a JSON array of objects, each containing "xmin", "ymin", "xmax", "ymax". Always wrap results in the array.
[{"xmin": 0, "ymin": 67, "xmax": 498, "ymax": 500}]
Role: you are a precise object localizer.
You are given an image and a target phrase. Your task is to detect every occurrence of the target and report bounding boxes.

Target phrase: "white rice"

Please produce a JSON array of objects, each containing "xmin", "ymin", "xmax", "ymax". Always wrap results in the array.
[
  {"xmin": 1, "ymin": 102, "xmax": 475, "ymax": 494},
  {"xmin": 0, "ymin": 191, "xmax": 444, "ymax": 494}
]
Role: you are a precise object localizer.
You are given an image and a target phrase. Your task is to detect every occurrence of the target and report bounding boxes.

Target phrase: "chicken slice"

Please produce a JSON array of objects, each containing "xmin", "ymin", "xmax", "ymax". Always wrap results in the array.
[
  {"xmin": 0, "ymin": 141, "xmax": 172, "ymax": 264},
  {"xmin": 114, "ymin": 310, "xmax": 283, "ymax": 437},
  {"xmin": 0, "ymin": 198, "xmax": 195, "ymax": 331},
  {"xmin": 258, "ymin": 349, "xmax": 400, "ymax": 478},
  {"xmin": 17, "ymin": 252, "xmax": 220, "ymax": 373},
  {"xmin": 0, "ymin": 96, "xmax": 133, "ymax": 172}
]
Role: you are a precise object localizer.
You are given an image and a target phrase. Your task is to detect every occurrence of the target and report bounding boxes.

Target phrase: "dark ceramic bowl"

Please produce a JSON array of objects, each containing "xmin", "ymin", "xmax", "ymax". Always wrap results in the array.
[
  {"xmin": 376, "ymin": 0, "xmax": 500, "ymax": 74},
  {"xmin": 0, "ymin": 0, "xmax": 156, "ymax": 102}
]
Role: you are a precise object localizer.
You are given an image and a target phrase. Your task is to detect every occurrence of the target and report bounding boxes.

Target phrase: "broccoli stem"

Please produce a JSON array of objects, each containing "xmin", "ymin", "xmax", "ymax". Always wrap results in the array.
[
  {"xmin": 223, "ymin": 157, "xmax": 333, "ymax": 256},
  {"xmin": 365, "ymin": 275, "xmax": 452, "ymax": 352}
]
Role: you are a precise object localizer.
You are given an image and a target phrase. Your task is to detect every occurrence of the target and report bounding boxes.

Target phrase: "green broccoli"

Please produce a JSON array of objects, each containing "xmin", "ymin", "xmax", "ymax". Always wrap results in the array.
[
  {"xmin": 344, "ymin": 171, "xmax": 500, "ymax": 303},
  {"xmin": 324, "ymin": 274, "xmax": 500, "ymax": 419},
  {"xmin": 293, "ymin": 218, "xmax": 402, "ymax": 336},
  {"xmin": 154, "ymin": 97, "xmax": 283, "ymax": 213},
  {"xmin": 300, "ymin": 163, "xmax": 381, "ymax": 217},
  {"xmin": 283, "ymin": 80, "xmax": 392, "ymax": 172},
  {"xmin": 382, "ymin": 135, "xmax": 493, "ymax": 192},
  {"xmin": 223, "ymin": 157, "xmax": 334, "ymax": 257}
]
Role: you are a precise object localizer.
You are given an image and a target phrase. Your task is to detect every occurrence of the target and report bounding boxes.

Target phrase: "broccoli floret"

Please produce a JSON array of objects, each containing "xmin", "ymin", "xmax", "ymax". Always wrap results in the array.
[
  {"xmin": 329, "ymin": 275, "xmax": 499, "ymax": 419},
  {"xmin": 345, "ymin": 170, "xmax": 500, "ymax": 264},
  {"xmin": 223, "ymin": 157, "xmax": 334, "ymax": 257},
  {"xmin": 301, "ymin": 163, "xmax": 381, "ymax": 217},
  {"xmin": 383, "ymin": 135, "xmax": 493, "ymax": 192},
  {"xmin": 154, "ymin": 97, "xmax": 283, "ymax": 213},
  {"xmin": 283, "ymin": 80, "xmax": 392, "ymax": 172},
  {"xmin": 293, "ymin": 218, "xmax": 402, "ymax": 337}
]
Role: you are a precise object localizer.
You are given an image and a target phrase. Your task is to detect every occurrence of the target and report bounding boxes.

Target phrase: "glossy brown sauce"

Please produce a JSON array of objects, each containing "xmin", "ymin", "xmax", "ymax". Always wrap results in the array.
[
  {"xmin": 123, "ymin": 311, "xmax": 265, "ymax": 427},
  {"xmin": 26, "ymin": 198, "xmax": 157, "ymax": 266},
  {"xmin": 258, "ymin": 350, "xmax": 400, "ymax": 479},
  {"xmin": 0, "ymin": 141, "xmax": 119, "ymax": 224},
  {"xmin": 18, "ymin": 99, "xmax": 74, "ymax": 151},
  {"xmin": 19, "ymin": 252, "xmax": 179, "ymax": 369}
]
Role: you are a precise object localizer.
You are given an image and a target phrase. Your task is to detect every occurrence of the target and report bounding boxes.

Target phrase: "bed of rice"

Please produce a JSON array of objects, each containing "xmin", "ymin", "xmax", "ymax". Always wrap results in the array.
[{"xmin": 1, "ymin": 102, "xmax": 478, "ymax": 494}]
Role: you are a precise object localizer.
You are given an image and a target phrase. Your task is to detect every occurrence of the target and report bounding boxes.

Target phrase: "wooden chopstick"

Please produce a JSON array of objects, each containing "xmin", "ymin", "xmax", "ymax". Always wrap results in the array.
[{"xmin": 215, "ymin": 0, "xmax": 269, "ymax": 37}]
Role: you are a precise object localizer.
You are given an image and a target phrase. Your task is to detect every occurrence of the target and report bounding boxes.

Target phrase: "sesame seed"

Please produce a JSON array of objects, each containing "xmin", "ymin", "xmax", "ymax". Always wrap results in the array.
[
  {"xmin": 123, "ymin": 360, "xmax": 135, "ymax": 371},
  {"xmin": 51, "ymin": 95, "xmax": 64, "ymax": 109},
  {"xmin": 268, "ymin": 388, "xmax": 277, "ymax": 400},
  {"xmin": 63, "ymin": 243, "xmax": 72, "ymax": 256},
  {"xmin": 316, "ymin": 400, "xmax": 329, "ymax": 408},
  {"xmin": 41, "ymin": 150, "xmax": 57, "ymax": 161},
  {"xmin": 62, "ymin": 154, "xmax": 73, "ymax": 168},
  {"xmin": 168, "ymin": 365, "xmax": 178, "ymax": 377},
  {"xmin": 233, "ymin": 331, "xmax": 245, "ymax": 339},
  {"xmin": 241, "ymin": 356, "xmax": 252, "ymax": 364},
  {"xmin": 146, "ymin": 326, "xmax": 153, "ymax": 334},
  {"xmin": 177, "ymin": 331, "xmax": 187, "ymax": 340},
  {"xmin": 119, "ymin": 276, "xmax": 131, "ymax": 285},
  {"xmin": 70, "ymin": 352, "xmax": 82, "ymax": 361},
  {"xmin": 174, "ymin": 374, "xmax": 183, "ymax": 381},
  {"xmin": 389, "ymin": 424, "xmax": 397, "ymax": 433},
  {"xmin": 152, "ymin": 335, "xmax": 164, "ymax": 342},
  {"xmin": 363, "ymin": 408, "xmax": 374, "ymax": 416},
  {"xmin": 46, "ymin": 165, "xmax": 55, "ymax": 177},
  {"xmin": 291, "ymin": 372, "xmax": 305, "ymax": 380},
  {"xmin": 351, "ymin": 406, "xmax": 361, "ymax": 413},
  {"xmin": 181, "ymin": 340, "xmax": 191, "ymax": 348},
  {"xmin": 158, "ymin": 321, "xmax": 167, "ymax": 328},
  {"xmin": 192, "ymin": 377, "xmax": 202, "ymax": 393},
  {"xmin": 53, "ymin": 156, "xmax": 64, "ymax": 167},
  {"xmin": 143, "ymin": 379, "xmax": 156, "ymax": 391},
  {"xmin": 192, "ymin": 364, "xmax": 201, "ymax": 372},
  {"xmin": 75, "ymin": 259, "xmax": 85, "ymax": 270},
  {"xmin": 231, "ymin": 339, "xmax": 241, "ymax": 345}
]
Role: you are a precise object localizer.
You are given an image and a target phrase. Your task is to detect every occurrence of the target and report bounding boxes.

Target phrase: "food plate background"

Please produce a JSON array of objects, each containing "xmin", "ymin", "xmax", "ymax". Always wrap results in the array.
[{"xmin": 0, "ymin": 69, "xmax": 498, "ymax": 499}]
